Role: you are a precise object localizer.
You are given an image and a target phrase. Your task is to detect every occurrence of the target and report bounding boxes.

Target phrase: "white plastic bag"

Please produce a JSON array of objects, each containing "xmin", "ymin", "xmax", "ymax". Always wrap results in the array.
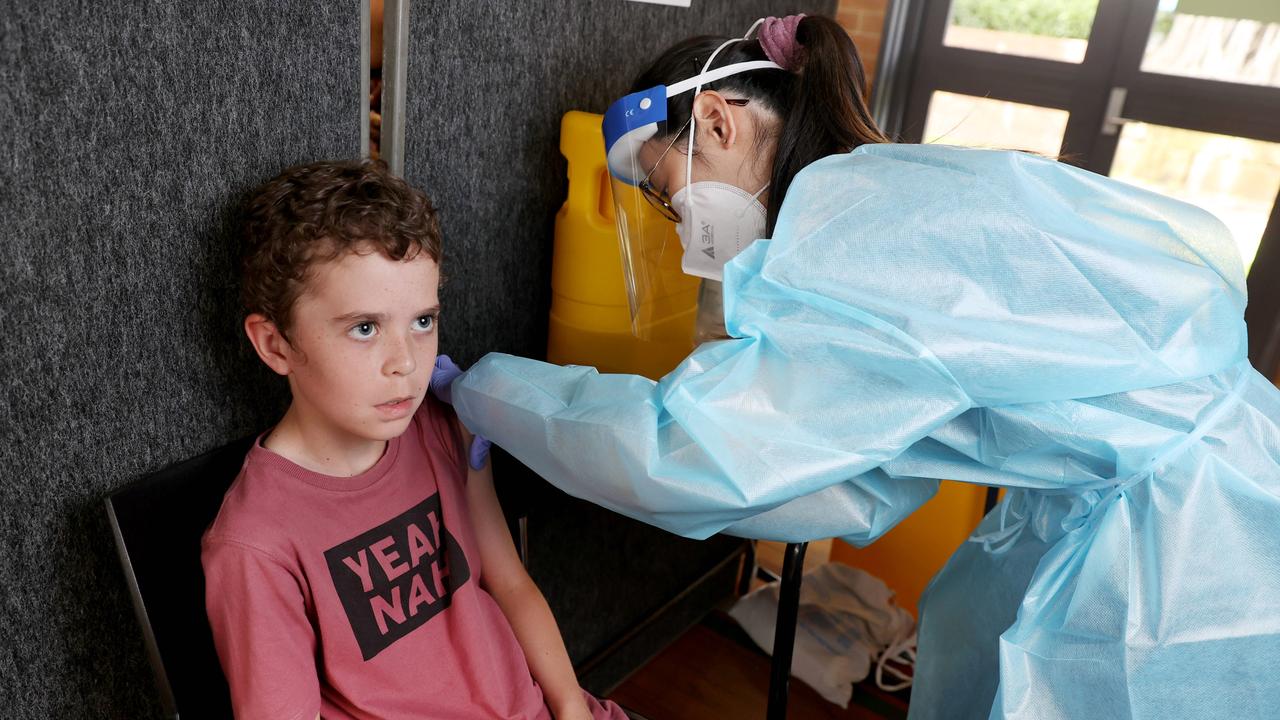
[{"xmin": 728, "ymin": 562, "xmax": 916, "ymax": 708}]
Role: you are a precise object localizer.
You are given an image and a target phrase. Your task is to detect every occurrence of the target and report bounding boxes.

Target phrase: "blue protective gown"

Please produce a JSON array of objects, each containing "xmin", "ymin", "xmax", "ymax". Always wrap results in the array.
[{"xmin": 452, "ymin": 144, "xmax": 1280, "ymax": 719}]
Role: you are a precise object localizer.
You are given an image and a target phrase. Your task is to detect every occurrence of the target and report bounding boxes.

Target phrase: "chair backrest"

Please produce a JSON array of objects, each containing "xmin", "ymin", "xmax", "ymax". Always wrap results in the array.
[{"xmin": 106, "ymin": 436, "xmax": 254, "ymax": 720}]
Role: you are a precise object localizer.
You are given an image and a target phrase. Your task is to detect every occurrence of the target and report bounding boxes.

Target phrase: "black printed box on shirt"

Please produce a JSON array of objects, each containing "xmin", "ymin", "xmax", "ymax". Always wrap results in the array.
[{"xmin": 324, "ymin": 493, "xmax": 471, "ymax": 661}]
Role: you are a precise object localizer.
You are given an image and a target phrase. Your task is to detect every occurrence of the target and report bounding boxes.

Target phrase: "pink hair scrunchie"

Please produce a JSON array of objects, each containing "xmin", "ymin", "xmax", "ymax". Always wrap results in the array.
[{"xmin": 759, "ymin": 14, "xmax": 806, "ymax": 71}]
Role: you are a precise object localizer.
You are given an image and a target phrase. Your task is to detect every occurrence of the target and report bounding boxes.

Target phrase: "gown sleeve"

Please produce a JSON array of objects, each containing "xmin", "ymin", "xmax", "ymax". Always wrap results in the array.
[
  {"xmin": 454, "ymin": 144, "xmax": 1247, "ymax": 543},
  {"xmin": 452, "ymin": 278, "xmax": 972, "ymax": 541}
]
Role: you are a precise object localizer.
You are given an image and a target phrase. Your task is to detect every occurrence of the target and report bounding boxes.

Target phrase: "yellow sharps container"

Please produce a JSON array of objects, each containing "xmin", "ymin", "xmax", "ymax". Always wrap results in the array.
[{"xmin": 548, "ymin": 111, "xmax": 698, "ymax": 380}]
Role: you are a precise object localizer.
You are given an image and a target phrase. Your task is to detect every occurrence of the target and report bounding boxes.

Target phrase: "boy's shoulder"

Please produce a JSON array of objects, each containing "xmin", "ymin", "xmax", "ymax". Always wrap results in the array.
[
  {"xmin": 412, "ymin": 394, "xmax": 468, "ymax": 469},
  {"xmin": 200, "ymin": 437, "xmax": 307, "ymax": 561}
]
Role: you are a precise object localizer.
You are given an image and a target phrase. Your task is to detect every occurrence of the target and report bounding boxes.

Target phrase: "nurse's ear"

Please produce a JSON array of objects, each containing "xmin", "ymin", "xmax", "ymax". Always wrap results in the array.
[{"xmin": 691, "ymin": 90, "xmax": 740, "ymax": 150}]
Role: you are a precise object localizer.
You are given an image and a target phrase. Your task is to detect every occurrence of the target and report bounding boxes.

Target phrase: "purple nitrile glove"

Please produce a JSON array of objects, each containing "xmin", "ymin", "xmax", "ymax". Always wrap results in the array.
[
  {"xmin": 467, "ymin": 435, "xmax": 493, "ymax": 472},
  {"xmin": 430, "ymin": 355, "xmax": 491, "ymax": 470},
  {"xmin": 429, "ymin": 354, "xmax": 463, "ymax": 404}
]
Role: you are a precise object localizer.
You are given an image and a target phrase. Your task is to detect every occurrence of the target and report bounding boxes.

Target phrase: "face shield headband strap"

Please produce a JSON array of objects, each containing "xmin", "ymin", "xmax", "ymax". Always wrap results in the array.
[
  {"xmin": 685, "ymin": 19, "xmax": 773, "ymax": 221},
  {"xmin": 664, "ymin": 59, "xmax": 781, "ymax": 98}
]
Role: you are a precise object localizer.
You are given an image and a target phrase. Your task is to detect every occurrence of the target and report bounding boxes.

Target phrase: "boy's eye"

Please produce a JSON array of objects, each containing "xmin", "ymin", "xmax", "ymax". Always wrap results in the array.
[
  {"xmin": 348, "ymin": 321, "xmax": 377, "ymax": 340},
  {"xmin": 414, "ymin": 315, "xmax": 436, "ymax": 332}
]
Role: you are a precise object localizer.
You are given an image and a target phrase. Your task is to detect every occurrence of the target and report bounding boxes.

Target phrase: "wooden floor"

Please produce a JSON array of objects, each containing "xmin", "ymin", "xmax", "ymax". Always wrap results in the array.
[
  {"xmin": 609, "ymin": 614, "xmax": 910, "ymax": 720},
  {"xmin": 609, "ymin": 541, "xmax": 910, "ymax": 720}
]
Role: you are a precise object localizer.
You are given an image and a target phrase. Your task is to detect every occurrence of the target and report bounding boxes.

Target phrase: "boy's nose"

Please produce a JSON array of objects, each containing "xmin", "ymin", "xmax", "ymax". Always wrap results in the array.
[{"xmin": 383, "ymin": 334, "xmax": 417, "ymax": 376}]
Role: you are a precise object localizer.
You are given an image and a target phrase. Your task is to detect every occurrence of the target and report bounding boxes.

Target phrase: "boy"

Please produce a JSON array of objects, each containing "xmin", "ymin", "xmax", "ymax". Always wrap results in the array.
[{"xmin": 202, "ymin": 160, "xmax": 626, "ymax": 720}]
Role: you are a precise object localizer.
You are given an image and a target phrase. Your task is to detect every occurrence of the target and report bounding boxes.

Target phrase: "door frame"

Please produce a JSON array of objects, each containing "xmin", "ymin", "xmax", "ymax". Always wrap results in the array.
[{"xmin": 870, "ymin": 0, "xmax": 1280, "ymax": 375}]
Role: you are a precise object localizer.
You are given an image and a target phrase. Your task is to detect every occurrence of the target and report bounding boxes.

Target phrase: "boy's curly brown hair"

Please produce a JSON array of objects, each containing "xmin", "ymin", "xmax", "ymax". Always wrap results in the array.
[{"xmin": 240, "ymin": 159, "xmax": 442, "ymax": 337}]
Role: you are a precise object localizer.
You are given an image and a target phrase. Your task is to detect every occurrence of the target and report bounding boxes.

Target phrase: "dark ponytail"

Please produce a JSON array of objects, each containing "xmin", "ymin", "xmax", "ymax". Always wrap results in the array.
[
  {"xmin": 630, "ymin": 15, "xmax": 887, "ymax": 234},
  {"xmin": 770, "ymin": 17, "xmax": 887, "ymax": 232}
]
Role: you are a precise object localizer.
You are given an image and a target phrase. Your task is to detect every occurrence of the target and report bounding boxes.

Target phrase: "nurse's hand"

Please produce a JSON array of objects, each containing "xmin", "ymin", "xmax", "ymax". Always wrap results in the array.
[
  {"xmin": 466, "ymin": 434, "xmax": 492, "ymax": 471},
  {"xmin": 429, "ymin": 354, "xmax": 463, "ymax": 404},
  {"xmin": 430, "ymin": 355, "xmax": 491, "ymax": 470}
]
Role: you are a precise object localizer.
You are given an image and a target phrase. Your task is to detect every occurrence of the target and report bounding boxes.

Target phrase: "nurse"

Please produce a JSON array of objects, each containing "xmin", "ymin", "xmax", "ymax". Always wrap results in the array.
[{"xmin": 443, "ymin": 14, "xmax": 1280, "ymax": 720}]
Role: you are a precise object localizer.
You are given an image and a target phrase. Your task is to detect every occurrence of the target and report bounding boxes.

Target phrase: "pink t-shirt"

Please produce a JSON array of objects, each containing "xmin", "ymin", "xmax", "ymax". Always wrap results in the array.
[{"xmin": 202, "ymin": 397, "xmax": 625, "ymax": 720}]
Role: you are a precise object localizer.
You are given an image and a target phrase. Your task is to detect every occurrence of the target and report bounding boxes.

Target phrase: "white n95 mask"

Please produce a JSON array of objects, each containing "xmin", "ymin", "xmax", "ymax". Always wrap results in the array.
[{"xmin": 671, "ymin": 181, "xmax": 768, "ymax": 281}]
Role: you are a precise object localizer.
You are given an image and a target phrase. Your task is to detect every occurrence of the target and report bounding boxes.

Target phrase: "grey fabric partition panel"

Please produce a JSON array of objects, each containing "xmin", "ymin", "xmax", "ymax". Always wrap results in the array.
[
  {"xmin": 402, "ymin": 0, "xmax": 837, "ymax": 689},
  {"xmin": 0, "ymin": 3, "xmax": 358, "ymax": 717}
]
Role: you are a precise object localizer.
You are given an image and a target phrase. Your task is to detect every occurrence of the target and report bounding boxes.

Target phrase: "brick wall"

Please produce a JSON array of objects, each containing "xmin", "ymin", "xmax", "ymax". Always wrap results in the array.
[{"xmin": 836, "ymin": 0, "xmax": 889, "ymax": 85}]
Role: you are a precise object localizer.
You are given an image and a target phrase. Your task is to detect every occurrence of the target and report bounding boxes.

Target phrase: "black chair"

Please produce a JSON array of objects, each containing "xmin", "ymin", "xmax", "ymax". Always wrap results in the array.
[{"xmin": 106, "ymin": 436, "xmax": 253, "ymax": 720}]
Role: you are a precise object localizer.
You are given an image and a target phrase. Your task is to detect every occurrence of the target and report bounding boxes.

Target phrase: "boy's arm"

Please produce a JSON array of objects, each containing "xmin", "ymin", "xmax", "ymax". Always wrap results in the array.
[
  {"xmin": 462, "ymin": 442, "xmax": 592, "ymax": 720},
  {"xmin": 202, "ymin": 540, "xmax": 323, "ymax": 720}
]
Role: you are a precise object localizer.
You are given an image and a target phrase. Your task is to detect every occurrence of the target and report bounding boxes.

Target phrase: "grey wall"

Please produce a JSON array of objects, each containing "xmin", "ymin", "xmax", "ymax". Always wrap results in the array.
[{"xmin": 0, "ymin": 3, "xmax": 358, "ymax": 717}]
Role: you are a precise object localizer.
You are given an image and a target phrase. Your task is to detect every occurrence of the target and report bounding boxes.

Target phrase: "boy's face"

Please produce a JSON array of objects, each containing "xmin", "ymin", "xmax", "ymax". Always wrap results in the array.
[{"xmin": 279, "ymin": 248, "xmax": 440, "ymax": 447}]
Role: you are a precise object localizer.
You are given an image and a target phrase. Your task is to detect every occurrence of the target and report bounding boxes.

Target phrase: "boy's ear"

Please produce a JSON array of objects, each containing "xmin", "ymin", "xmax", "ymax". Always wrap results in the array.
[
  {"xmin": 692, "ymin": 90, "xmax": 738, "ymax": 149},
  {"xmin": 244, "ymin": 313, "xmax": 293, "ymax": 376}
]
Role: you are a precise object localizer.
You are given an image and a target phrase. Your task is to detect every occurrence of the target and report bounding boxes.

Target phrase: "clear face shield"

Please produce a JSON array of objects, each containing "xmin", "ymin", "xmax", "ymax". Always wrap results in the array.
[{"xmin": 602, "ymin": 47, "xmax": 780, "ymax": 339}]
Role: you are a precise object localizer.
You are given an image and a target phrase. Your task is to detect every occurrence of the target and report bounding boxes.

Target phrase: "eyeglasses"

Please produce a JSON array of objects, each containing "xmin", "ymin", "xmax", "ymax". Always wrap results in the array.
[{"xmin": 639, "ymin": 98, "xmax": 750, "ymax": 224}]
